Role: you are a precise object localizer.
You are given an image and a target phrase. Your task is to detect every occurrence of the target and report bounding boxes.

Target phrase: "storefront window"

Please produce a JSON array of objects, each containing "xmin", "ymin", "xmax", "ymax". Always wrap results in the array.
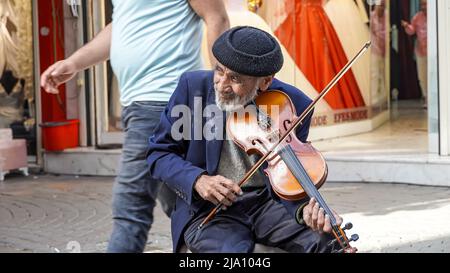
[
  {"xmin": 251, "ymin": 0, "xmax": 390, "ymax": 132},
  {"xmin": 88, "ymin": 0, "xmax": 432, "ymax": 150},
  {"xmin": 390, "ymin": 0, "xmax": 428, "ymax": 105},
  {"xmin": 0, "ymin": 0, "xmax": 36, "ymax": 156}
]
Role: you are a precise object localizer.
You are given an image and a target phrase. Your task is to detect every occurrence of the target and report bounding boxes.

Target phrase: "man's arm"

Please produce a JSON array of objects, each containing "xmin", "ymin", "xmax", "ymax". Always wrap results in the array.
[
  {"xmin": 41, "ymin": 23, "xmax": 112, "ymax": 94},
  {"xmin": 65, "ymin": 23, "xmax": 112, "ymax": 71},
  {"xmin": 189, "ymin": 0, "xmax": 230, "ymax": 66}
]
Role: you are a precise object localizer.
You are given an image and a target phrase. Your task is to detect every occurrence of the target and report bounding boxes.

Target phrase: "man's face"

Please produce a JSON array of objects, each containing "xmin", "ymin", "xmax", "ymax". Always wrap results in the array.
[
  {"xmin": 420, "ymin": 0, "xmax": 427, "ymax": 13},
  {"xmin": 213, "ymin": 63, "xmax": 262, "ymax": 112}
]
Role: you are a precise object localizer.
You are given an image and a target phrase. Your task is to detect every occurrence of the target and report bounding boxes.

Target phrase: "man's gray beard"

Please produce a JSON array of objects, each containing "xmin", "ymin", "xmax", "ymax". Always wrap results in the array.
[{"xmin": 214, "ymin": 86, "xmax": 258, "ymax": 112}]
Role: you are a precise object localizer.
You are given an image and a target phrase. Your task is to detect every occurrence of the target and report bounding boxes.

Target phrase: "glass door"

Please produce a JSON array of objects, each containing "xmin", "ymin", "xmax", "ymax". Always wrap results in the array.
[{"xmin": 88, "ymin": 0, "xmax": 123, "ymax": 147}]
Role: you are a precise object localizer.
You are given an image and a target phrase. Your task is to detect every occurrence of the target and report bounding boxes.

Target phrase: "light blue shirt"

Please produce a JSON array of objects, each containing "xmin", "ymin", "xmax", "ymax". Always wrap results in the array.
[{"xmin": 111, "ymin": 0, "xmax": 204, "ymax": 106}]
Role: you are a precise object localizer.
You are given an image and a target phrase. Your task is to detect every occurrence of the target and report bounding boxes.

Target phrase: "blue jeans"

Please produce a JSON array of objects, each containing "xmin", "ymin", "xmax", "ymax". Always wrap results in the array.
[{"xmin": 107, "ymin": 101, "xmax": 175, "ymax": 253}]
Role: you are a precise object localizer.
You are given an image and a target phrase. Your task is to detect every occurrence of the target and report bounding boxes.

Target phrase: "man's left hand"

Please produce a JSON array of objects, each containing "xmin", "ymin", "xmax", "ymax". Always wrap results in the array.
[{"xmin": 303, "ymin": 198, "xmax": 343, "ymax": 233}]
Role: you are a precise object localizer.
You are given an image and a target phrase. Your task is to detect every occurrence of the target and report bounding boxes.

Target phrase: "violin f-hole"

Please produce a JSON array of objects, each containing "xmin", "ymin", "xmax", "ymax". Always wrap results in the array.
[{"xmin": 283, "ymin": 120, "xmax": 293, "ymax": 143}]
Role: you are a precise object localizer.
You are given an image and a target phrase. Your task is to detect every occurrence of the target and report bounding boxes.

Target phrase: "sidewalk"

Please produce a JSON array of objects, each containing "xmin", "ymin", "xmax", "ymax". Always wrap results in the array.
[{"xmin": 0, "ymin": 174, "xmax": 449, "ymax": 253}]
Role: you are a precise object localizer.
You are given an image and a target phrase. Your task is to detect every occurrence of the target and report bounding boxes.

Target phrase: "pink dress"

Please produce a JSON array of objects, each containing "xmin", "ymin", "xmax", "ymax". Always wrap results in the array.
[{"xmin": 405, "ymin": 11, "xmax": 427, "ymax": 57}]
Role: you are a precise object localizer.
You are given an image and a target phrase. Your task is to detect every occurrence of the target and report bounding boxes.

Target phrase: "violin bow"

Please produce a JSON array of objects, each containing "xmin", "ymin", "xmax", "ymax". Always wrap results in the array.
[{"xmin": 198, "ymin": 41, "xmax": 372, "ymax": 230}]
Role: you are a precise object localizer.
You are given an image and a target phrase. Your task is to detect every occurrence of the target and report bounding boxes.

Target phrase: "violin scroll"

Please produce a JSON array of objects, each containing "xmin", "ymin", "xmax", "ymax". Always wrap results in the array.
[{"xmin": 329, "ymin": 222, "xmax": 359, "ymax": 253}]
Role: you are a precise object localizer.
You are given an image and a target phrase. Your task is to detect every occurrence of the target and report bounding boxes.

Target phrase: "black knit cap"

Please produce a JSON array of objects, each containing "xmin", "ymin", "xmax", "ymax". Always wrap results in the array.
[{"xmin": 212, "ymin": 26, "xmax": 284, "ymax": 77}]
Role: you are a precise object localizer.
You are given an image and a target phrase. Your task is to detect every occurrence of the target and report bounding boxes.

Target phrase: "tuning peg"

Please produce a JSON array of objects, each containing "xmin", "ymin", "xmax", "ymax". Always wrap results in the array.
[
  {"xmin": 349, "ymin": 234, "xmax": 359, "ymax": 242},
  {"xmin": 342, "ymin": 222, "xmax": 353, "ymax": 231}
]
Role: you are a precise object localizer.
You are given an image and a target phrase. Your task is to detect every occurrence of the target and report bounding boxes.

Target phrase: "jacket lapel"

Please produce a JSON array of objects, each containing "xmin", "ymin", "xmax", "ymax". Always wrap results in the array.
[{"xmin": 205, "ymin": 84, "xmax": 225, "ymax": 174}]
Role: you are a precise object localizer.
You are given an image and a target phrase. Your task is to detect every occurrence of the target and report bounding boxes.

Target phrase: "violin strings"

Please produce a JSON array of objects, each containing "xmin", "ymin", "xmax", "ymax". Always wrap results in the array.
[
  {"xmin": 281, "ymin": 146, "xmax": 337, "ymax": 223},
  {"xmin": 252, "ymin": 103, "xmax": 346, "ymax": 245},
  {"xmin": 255, "ymin": 106, "xmax": 336, "ymax": 217},
  {"xmin": 281, "ymin": 146, "xmax": 345, "ymax": 244}
]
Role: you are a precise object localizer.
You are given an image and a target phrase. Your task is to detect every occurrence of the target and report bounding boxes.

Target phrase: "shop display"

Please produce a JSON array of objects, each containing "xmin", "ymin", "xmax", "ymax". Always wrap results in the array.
[
  {"xmin": 324, "ymin": 0, "xmax": 371, "ymax": 106},
  {"xmin": 1, "ymin": 0, "xmax": 22, "ymax": 128},
  {"xmin": 275, "ymin": 0, "xmax": 366, "ymax": 110},
  {"xmin": 221, "ymin": 0, "xmax": 331, "ymax": 113},
  {"xmin": 0, "ymin": 0, "xmax": 36, "ymax": 155}
]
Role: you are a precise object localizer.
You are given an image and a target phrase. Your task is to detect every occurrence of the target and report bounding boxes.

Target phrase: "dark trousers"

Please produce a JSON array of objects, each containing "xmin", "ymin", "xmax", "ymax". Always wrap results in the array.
[
  {"xmin": 184, "ymin": 188, "xmax": 338, "ymax": 253},
  {"xmin": 107, "ymin": 101, "xmax": 176, "ymax": 253}
]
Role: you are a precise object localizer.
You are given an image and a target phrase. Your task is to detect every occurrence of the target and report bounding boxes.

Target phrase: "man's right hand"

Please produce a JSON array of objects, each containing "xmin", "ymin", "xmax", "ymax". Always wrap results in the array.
[
  {"xmin": 40, "ymin": 59, "xmax": 78, "ymax": 94},
  {"xmin": 194, "ymin": 175, "xmax": 243, "ymax": 207}
]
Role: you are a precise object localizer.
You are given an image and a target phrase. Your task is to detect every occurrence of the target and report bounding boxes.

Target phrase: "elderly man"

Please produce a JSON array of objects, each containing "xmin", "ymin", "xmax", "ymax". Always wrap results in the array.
[{"xmin": 147, "ymin": 26, "xmax": 343, "ymax": 253}]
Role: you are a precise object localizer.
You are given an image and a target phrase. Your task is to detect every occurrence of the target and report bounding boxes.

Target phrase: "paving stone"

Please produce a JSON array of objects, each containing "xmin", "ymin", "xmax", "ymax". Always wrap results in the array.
[{"xmin": 0, "ymin": 174, "xmax": 449, "ymax": 253}]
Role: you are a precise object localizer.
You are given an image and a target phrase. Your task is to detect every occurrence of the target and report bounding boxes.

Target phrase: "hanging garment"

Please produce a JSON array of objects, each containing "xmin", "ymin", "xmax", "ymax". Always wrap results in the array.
[
  {"xmin": 0, "ymin": 0, "xmax": 18, "ymax": 26},
  {"xmin": 275, "ymin": 0, "xmax": 366, "ymax": 110},
  {"xmin": 324, "ymin": 0, "xmax": 371, "ymax": 106}
]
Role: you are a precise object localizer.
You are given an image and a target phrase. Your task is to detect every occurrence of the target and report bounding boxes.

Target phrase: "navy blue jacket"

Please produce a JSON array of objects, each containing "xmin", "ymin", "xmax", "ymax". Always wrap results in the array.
[{"xmin": 147, "ymin": 70, "xmax": 314, "ymax": 252}]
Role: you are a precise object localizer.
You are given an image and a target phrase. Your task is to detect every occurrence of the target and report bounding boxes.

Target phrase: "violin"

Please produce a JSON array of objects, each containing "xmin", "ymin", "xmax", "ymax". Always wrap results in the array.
[
  {"xmin": 227, "ymin": 90, "xmax": 358, "ymax": 253},
  {"xmin": 198, "ymin": 42, "xmax": 371, "ymax": 254},
  {"xmin": 228, "ymin": 90, "xmax": 328, "ymax": 202}
]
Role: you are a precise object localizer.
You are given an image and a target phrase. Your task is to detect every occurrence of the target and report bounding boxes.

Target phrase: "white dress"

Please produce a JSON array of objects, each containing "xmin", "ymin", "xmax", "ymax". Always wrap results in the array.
[{"xmin": 324, "ymin": 0, "xmax": 372, "ymax": 106}]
